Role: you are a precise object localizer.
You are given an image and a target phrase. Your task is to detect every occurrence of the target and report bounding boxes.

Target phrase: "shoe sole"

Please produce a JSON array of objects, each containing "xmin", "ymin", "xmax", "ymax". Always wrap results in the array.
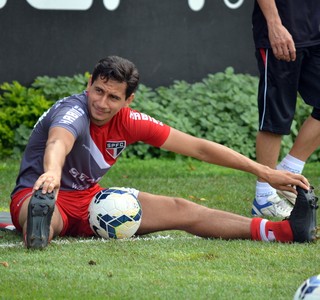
[
  {"xmin": 303, "ymin": 187, "xmax": 318, "ymax": 241},
  {"xmin": 26, "ymin": 189, "xmax": 55, "ymax": 249},
  {"xmin": 289, "ymin": 186, "xmax": 318, "ymax": 243},
  {"xmin": 308, "ymin": 188, "xmax": 318, "ymax": 241}
]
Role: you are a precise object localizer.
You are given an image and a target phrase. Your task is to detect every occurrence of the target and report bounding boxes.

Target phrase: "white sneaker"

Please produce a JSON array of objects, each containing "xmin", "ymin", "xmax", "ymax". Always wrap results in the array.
[
  {"xmin": 277, "ymin": 189, "xmax": 296, "ymax": 205},
  {"xmin": 252, "ymin": 194, "xmax": 293, "ymax": 218}
]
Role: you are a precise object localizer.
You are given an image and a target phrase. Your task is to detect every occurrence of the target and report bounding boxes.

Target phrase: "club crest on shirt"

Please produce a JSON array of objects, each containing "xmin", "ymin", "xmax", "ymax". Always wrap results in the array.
[{"xmin": 106, "ymin": 141, "xmax": 126, "ymax": 159}]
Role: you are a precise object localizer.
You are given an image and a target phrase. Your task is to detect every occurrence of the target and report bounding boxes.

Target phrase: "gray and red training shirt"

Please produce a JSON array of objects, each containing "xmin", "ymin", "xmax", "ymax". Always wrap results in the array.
[{"xmin": 12, "ymin": 92, "xmax": 170, "ymax": 195}]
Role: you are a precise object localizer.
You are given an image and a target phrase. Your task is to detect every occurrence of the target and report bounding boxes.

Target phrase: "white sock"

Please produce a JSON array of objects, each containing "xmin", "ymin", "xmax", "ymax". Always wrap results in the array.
[
  {"xmin": 255, "ymin": 181, "xmax": 276, "ymax": 205},
  {"xmin": 277, "ymin": 154, "xmax": 305, "ymax": 174}
]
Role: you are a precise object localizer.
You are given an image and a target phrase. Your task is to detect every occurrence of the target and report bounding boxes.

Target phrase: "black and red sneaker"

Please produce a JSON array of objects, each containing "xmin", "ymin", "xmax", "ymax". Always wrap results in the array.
[
  {"xmin": 288, "ymin": 186, "xmax": 318, "ymax": 243},
  {"xmin": 26, "ymin": 189, "xmax": 56, "ymax": 249}
]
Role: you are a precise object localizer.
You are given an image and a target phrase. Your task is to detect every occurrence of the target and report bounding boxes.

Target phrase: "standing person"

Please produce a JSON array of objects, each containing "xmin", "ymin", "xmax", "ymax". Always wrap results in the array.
[
  {"xmin": 10, "ymin": 56, "xmax": 317, "ymax": 250},
  {"xmin": 251, "ymin": 0, "xmax": 320, "ymax": 217}
]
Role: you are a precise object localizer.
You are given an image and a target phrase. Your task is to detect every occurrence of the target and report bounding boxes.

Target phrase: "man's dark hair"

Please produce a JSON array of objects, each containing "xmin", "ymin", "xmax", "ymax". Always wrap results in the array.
[{"xmin": 91, "ymin": 56, "xmax": 140, "ymax": 99}]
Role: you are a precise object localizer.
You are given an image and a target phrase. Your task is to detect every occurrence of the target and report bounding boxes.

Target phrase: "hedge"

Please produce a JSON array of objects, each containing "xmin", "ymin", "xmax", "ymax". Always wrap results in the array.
[{"xmin": 0, "ymin": 68, "xmax": 316, "ymax": 161}]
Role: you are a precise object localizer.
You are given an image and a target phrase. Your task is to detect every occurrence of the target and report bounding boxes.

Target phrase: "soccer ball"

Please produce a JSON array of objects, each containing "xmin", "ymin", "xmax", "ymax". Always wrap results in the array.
[
  {"xmin": 88, "ymin": 188, "xmax": 142, "ymax": 239},
  {"xmin": 293, "ymin": 275, "xmax": 320, "ymax": 300}
]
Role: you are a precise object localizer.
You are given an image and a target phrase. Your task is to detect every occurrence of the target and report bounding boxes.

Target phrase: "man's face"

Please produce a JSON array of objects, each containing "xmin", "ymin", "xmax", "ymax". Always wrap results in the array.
[{"xmin": 87, "ymin": 76, "xmax": 133, "ymax": 126}]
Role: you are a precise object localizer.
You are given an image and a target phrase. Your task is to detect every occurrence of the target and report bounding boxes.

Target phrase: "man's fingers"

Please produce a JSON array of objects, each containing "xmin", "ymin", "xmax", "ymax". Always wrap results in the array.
[
  {"xmin": 33, "ymin": 175, "xmax": 57, "ymax": 193},
  {"xmin": 280, "ymin": 185, "xmax": 298, "ymax": 195},
  {"xmin": 272, "ymin": 43, "xmax": 296, "ymax": 62},
  {"xmin": 293, "ymin": 174, "xmax": 310, "ymax": 190}
]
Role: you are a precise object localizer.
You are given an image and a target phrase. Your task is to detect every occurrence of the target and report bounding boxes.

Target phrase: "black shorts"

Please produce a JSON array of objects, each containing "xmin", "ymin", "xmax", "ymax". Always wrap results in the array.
[{"xmin": 256, "ymin": 44, "xmax": 320, "ymax": 135}]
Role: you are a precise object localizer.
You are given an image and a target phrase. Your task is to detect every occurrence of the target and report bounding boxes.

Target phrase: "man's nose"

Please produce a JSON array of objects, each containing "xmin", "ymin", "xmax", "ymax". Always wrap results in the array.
[{"xmin": 100, "ymin": 96, "xmax": 110, "ymax": 108}]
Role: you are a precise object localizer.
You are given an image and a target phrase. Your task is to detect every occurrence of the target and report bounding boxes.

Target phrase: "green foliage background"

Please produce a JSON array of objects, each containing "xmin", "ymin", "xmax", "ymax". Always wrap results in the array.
[{"xmin": 0, "ymin": 68, "xmax": 316, "ymax": 161}]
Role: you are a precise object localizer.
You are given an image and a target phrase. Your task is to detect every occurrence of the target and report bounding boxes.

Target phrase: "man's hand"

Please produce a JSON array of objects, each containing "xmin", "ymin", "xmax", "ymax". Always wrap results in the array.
[
  {"xmin": 268, "ymin": 22, "xmax": 296, "ymax": 62},
  {"xmin": 33, "ymin": 172, "xmax": 61, "ymax": 194},
  {"xmin": 265, "ymin": 169, "xmax": 309, "ymax": 194}
]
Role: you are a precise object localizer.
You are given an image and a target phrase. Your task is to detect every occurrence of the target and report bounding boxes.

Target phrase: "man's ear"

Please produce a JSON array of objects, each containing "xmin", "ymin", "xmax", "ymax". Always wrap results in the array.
[
  {"xmin": 86, "ymin": 75, "xmax": 92, "ymax": 90},
  {"xmin": 125, "ymin": 93, "xmax": 135, "ymax": 106}
]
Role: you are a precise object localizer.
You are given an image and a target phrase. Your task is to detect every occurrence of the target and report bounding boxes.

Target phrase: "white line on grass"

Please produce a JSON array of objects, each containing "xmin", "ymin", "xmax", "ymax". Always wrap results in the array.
[{"xmin": 0, "ymin": 235, "xmax": 200, "ymax": 249}]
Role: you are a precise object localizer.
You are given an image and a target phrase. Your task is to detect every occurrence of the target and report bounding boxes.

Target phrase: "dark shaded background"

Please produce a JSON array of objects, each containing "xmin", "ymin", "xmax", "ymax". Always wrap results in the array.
[{"xmin": 0, "ymin": 0, "xmax": 257, "ymax": 88}]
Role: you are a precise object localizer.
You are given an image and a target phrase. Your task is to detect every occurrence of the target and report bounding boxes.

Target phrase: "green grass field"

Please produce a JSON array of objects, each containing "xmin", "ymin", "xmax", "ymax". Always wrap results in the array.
[{"xmin": 0, "ymin": 158, "xmax": 319, "ymax": 300}]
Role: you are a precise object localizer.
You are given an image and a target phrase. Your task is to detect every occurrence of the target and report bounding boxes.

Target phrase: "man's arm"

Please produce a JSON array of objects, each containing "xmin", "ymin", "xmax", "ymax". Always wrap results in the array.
[
  {"xmin": 161, "ymin": 128, "xmax": 309, "ymax": 193},
  {"xmin": 257, "ymin": 0, "xmax": 296, "ymax": 61},
  {"xmin": 33, "ymin": 127, "xmax": 76, "ymax": 194}
]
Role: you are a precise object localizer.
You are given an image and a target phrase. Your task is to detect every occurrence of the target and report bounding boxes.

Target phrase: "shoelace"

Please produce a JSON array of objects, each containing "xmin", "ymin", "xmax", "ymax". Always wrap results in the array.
[
  {"xmin": 273, "ymin": 203, "xmax": 291, "ymax": 214},
  {"xmin": 276, "ymin": 200, "xmax": 292, "ymax": 211},
  {"xmin": 269, "ymin": 196, "xmax": 292, "ymax": 213}
]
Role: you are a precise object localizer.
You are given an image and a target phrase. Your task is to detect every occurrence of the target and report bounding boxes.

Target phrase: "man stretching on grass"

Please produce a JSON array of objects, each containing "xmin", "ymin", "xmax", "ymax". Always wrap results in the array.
[{"xmin": 10, "ymin": 56, "xmax": 318, "ymax": 249}]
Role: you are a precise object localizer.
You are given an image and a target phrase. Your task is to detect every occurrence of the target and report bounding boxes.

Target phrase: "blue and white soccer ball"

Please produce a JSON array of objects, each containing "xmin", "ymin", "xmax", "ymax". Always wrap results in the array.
[
  {"xmin": 293, "ymin": 275, "xmax": 320, "ymax": 300},
  {"xmin": 88, "ymin": 188, "xmax": 142, "ymax": 239}
]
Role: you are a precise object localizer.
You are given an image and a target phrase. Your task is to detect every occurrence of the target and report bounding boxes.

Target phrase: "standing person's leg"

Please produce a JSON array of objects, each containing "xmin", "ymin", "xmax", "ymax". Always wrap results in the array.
[
  {"xmin": 289, "ymin": 116, "xmax": 320, "ymax": 162},
  {"xmin": 276, "ymin": 116, "xmax": 319, "ymax": 203},
  {"xmin": 256, "ymin": 132, "xmax": 282, "ymax": 170},
  {"xmin": 277, "ymin": 45, "xmax": 320, "ymax": 202},
  {"xmin": 254, "ymin": 131, "xmax": 292, "ymax": 216},
  {"xmin": 252, "ymin": 48, "xmax": 301, "ymax": 217}
]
